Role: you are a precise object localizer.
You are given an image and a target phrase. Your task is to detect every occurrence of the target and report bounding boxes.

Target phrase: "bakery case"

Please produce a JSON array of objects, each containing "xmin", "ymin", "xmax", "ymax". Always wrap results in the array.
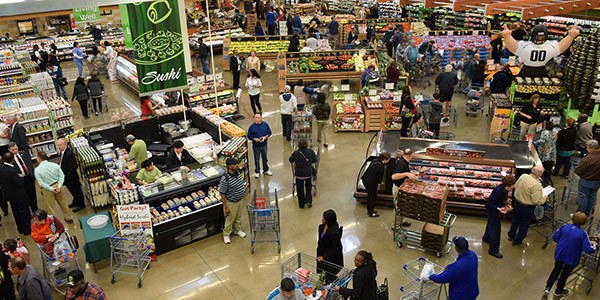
[{"xmin": 355, "ymin": 132, "xmax": 535, "ymax": 214}]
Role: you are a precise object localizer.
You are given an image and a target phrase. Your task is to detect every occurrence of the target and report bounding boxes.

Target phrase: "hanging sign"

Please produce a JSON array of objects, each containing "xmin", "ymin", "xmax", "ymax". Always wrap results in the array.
[
  {"xmin": 119, "ymin": 4, "xmax": 133, "ymax": 48},
  {"xmin": 124, "ymin": 0, "xmax": 191, "ymax": 96},
  {"xmin": 73, "ymin": 7, "xmax": 101, "ymax": 23}
]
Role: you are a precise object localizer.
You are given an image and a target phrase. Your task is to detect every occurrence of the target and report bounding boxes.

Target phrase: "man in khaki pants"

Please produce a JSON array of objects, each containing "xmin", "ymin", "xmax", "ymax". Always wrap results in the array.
[
  {"xmin": 219, "ymin": 158, "xmax": 247, "ymax": 244},
  {"xmin": 34, "ymin": 151, "xmax": 73, "ymax": 223}
]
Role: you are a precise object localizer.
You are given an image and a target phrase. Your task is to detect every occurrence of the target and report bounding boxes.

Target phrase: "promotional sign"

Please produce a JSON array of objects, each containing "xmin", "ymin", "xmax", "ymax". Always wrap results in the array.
[
  {"xmin": 116, "ymin": 204, "xmax": 153, "ymax": 237},
  {"xmin": 123, "ymin": 0, "xmax": 191, "ymax": 96},
  {"xmin": 119, "ymin": 4, "xmax": 133, "ymax": 48},
  {"xmin": 73, "ymin": 7, "xmax": 101, "ymax": 23}
]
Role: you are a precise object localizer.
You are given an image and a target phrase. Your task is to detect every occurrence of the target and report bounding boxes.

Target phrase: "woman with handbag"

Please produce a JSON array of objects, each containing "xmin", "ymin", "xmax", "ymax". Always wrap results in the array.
[
  {"xmin": 288, "ymin": 139, "xmax": 317, "ymax": 208},
  {"xmin": 400, "ymin": 85, "xmax": 420, "ymax": 137},
  {"xmin": 46, "ymin": 65, "xmax": 67, "ymax": 99},
  {"xmin": 317, "ymin": 209, "xmax": 344, "ymax": 284},
  {"xmin": 360, "ymin": 152, "xmax": 391, "ymax": 218},
  {"xmin": 335, "ymin": 250, "xmax": 378, "ymax": 300},
  {"xmin": 70, "ymin": 77, "xmax": 90, "ymax": 119}
]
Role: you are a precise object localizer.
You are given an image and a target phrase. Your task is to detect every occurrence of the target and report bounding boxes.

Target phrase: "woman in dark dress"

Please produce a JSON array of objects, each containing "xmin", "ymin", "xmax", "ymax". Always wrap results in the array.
[
  {"xmin": 483, "ymin": 175, "xmax": 516, "ymax": 259},
  {"xmin": 335, "ymin": 250, "xmax": 378, "ymax": 300},
  {"xmin": 519, "ymin": 94, "xmax": 545, "ymax": 140},
  {"xmin": 553, "ymin": 117, "xmax": 577, "ymax": 178},
  {"xmin": 317, "ymin": 209, "xmax": 343, "ymax": 283},
  {"xmin": 289, "ymin": 139, "xmax": 317, "ymax": 208}
]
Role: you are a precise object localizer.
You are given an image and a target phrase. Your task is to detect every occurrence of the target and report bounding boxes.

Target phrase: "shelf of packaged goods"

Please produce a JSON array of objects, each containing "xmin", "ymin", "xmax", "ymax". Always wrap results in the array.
[
  {"xmin": 186, "ymin": 85, "xmax": 232, "ymax": 97},
  {"xmin": 53, "ymin": 113, "xmax": 73, "ymax": 119},
  {"xmin": 410, "ymin": 159, "xmax": 514, "ymax": 173},
  {"xmin": 56, "ymin": 124, "xmax": 74, "ymax": 131},
  {"xmin": 194, "ymin": 98, "xmax": 236, "ymax": 109},
  {"xmin": 29, "ymin": 139, "xmax": 54, "ymax": 147},
  {"xmin": 20, "ymin": 117, "xmax": 50, "ymax": 124},
  {"xmin": 0, "ymin": 87, "xmax": 34, "ymax": 97},
  {"xmin": 26, "ymin": 129, "xmax": 52, "ymax": 137},
  {"xmin": 286, "ymin": 71, "xmax": 363, "ymax": 81},
  {"xmin": 0, "ymin": 71, "xmax": 24, "ymax": 77}
]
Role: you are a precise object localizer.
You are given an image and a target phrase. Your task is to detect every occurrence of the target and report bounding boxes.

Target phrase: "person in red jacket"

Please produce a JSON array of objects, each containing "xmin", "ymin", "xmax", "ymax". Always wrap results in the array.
[{"xmin": 31, "ymin": 209, "xmax": 65, "ymax": 256}]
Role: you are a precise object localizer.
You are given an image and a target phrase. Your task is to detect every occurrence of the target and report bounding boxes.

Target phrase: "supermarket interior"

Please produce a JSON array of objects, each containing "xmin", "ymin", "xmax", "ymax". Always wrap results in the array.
[{"xmin": 0, "ymin": 0, "xmax": 600, "ymax": 299}]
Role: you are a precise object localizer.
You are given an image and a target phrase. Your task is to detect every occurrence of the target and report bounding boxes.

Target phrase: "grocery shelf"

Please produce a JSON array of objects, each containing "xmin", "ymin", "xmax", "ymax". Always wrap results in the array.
[
  {"xmin": 26, "ymin": 129, "xmax": 52, "ymax": 136},
  {"xmin": 29, "ymin": 139, "xmax": 54, "ymax": 147},
  {"xmin": 21, "ymin": 116, "xmax": 49, "ymax": 124}
]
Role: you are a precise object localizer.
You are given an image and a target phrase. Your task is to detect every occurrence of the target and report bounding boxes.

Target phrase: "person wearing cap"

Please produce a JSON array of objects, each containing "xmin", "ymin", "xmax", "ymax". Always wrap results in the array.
[
  {"xmin": 219, "ymin": 157, "xmax": 246, "ymax": 244},
  {"xmin": 126, "ymin": 134, "xmax": 148, "ymax": 167},
  {"xmin": 136, "ymin": 160, "xmax": 162, "ymax": 185},
  {"xmin": 429, "ymin": 237, "xmax": 479, "ymax": 300},
  {"xmin": 65, "ymin": 269, "xmax": 106, "ymax": 300},
  {"xmin": 543, "ymin": 212, "xmax": 597, "ymax": 297},
  {"xmin": 508, "ymin": 165, "xmax": 546, "ymax": 247}
]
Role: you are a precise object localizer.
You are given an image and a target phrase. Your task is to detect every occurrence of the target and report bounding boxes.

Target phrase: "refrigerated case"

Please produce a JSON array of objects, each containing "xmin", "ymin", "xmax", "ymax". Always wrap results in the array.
[{"xmin": 354, "ymin": 132, "xmax": 535, "ymax": 214}]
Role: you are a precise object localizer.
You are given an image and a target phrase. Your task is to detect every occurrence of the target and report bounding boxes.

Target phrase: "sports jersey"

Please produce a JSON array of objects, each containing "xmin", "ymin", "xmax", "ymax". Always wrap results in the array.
[{"xmin": 515, "ymin": 41, "xmax": 560, "ymax": 67}]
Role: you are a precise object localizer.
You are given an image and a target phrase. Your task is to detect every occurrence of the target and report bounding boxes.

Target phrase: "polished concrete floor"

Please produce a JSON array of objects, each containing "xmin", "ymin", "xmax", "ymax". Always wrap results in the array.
[{"xmin": 1, "ymin": 61, "xmax": 598, "ymax": 300}]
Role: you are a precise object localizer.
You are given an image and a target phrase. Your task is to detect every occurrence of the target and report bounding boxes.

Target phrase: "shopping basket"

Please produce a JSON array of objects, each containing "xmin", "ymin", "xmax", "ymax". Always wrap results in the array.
[
  {"xmin": 247, "ymin": 188, "xmax": 281, "ymax": 254},
  {"xmin": 399, "ymin": 257, "xmax": 448, "ymax": 300}
]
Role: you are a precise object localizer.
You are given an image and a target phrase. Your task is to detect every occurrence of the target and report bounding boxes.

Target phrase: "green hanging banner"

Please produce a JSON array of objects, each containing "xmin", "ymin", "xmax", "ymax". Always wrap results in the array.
[
  {"xmin": 119, "ymin": 4, "xmax": 133, "ymax": 49},
  {"xmin": 73, "ymin": 7, "xmax": 101, "ymax": 23},
  {"xmin": 125, "ymin": 0, "xmax": 188, "ymax": 96}
]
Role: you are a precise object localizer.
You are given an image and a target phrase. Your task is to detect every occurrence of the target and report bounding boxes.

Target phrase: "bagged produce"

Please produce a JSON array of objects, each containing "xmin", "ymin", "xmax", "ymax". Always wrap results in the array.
[{"xmin": 564, "ymin": 33, "xmax": 600, "ymax": 114}]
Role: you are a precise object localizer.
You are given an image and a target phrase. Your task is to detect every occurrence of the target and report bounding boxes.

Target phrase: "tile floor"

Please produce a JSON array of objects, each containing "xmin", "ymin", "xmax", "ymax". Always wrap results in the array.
[{"xmin": 1, "ymin": 61, "xmax": 598, "ymax": 300}]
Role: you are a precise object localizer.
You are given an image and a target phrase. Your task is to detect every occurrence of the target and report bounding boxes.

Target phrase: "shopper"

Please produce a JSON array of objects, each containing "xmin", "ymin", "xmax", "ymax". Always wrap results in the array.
[
  {"xmin": 533, "ymin": 122, "xmax": 556, "ymax": 185},
  {"xmin": 305, "ymin": 33, "xmax": 318, "ymax": 51},
  {"xmin": 229, "ymin": 50, "xmax": 243, "ymax": 89},
  {"xmin": 255, "ymin": 21, "xmax": 265, "ymax": 36},
  {"xmin": 34, "ymin": 151, "xmax": 73, "ymax": 223},
  {"xmin": 220, "ymin": 158, "xmax": 246, "ymax": 244},
  {"xmin": 247, "ymin": 114, "xmax": 272, "ymax": 178},
  {"xmin": 289, "ymin": 139, "xmax": 317, "ymax": 208},
  {"xmin": 0, "ymin": 121, "xmax": 8, "ymax": 156},
  {"xmin": 575, "ymin": 114, "xmax": 593, "ymax": 156},
  {"xmin": 328, "ymin": 17, "xmax": 339, "ymax": 49},
  {"xmin": 361, "ymin": 152, "xmax": 391, "ymax": 218},
  {"xmin": 313, "ymin": 93, "xmax": 331, "ymax": 147},
  {"xmin": 71, "ymin": 77, "xmax": 90, "ymax": 119},
  {"xmin": 410, "ymin": 113, "xmax": 429, "ymax": 138},
  {"xmin": 464, "ymin": 53, "xmax": 480, "ymax": 85},
  {"xmin": 72, "ymin": 42, "xmax": 84, "ymax": 78},
  {"xmin": 385, "ymin": 60, "xmax": 401, "ymax": 86},
  {"xmin": 471, "ymin": 60, "xmax": 486, "ymax": 86},
  {"xmin": 87, "ymin": 72, "xmax": 104, "ymax": 115},
  {"xmin": 269, "ymin": 278, "xmax": 304, "ymax": 300},
  {"xmin": 8, "ymin": 257, "xmax": 52, "ymax": 300},
  {"xmin": 266, "ymin": 8, "xmax": 277, "ymax": 35},
  {"xmin": 0, "ymin": 152, "xmax": 31, "ymax": 235},
  {"xmin": 31, "ymin": 209, "xmax": 65, "ymax": 254},
  {"xmin": 287, "ymin": 33, "xmax": 300, "ymax": 52},
  {"xmin": 48, "ymin": 43, "xmax": 60, "ymax": 68},
  {"xmin": 418, "ymin": 40, "xmax": 435, "ymax": 57},
  {"xmin": 136, "ymin": 160, "xmax": 161, "ymax": 185},
  {"xmin": 483, "ymin": 175, "xmax": 516, "ymax": 259},
  {"xmin": 47, "ymin": 65, "xmax": 68, "ymax": 99},
  {"xmin": 245, "ymin": 69, "xmax": 263, "ymax": 115},
  {"xmin": 429, "ymin": 237, "xmax": 479, "ymax": 300},
  {"xmin": 429, "ymin": 93, "xmax": 442, "ymax": 139},
  {"xmin": 391, "ymin": 149, "xmax": 417, "ymax": 227},
  {"xmin": 383, "ymin": 25, "xmax": 395, "ymax": 57},
  {"xmin": 56, "ymin": 138, "xmax": 85, "ymax": 212},
  {"xmin": 246, "ymin": 51, "xmax": 260, "ymax": 74},
  {"xmin": 316, "ymin": 209, "xmax": 343, "ymax": 283},
  {"xmin": 89, "ymin": 24, "xmax": 102, "ymax": 45},
  {"xmin": 293, "ymin": 80, "xmax": 315, "ymax": 111},
  {"xmin": 140, "ymin": 96, "xmax": 159, "ymax": 118},
  {"xmin": 65, "ymin": 269, "xmax": 106, "ymax": 300},
  {"xmin": 508, "ymin": 166, "xmax": 546, "ymax": 247},
  {"xmin": 32, "ymin": 44, "xmax": 47, "ymax": 70},
  {"xmin": 8, "ymin": 142, "xmax": 37, "ymax": 212},
  {"xmin": 519, "ymin": 94, "xmax": 544, "ymax": 140},
  {"xmin": 543, "ymin": 212, "xmax": 598, "ymax": 297},
  {"xmin": 490, "ymin": 33, "xmax": 503, "ymax": 63},
  {"xmin": 399, "ymin": 86, "xmax": 419, "ymax": 137},
  {"xmin": 365, "ymin": 21, "xmax": 376, "ymax": 42},
  {"xmin": 0, "ymin": 250, "xmax": 15, "ymax": 300},
  {"xmin": 194, "ymin": 38, "xmax": 210, "ymax": 74},
  {"xmin": 3, "ymin": 238, "xmax": 30, "ymax": 264},
  {"xmin": 489, "ymin": 64, "xmax": 514, "ymax": 95},
  {"xmin": 347, "ymin": 26, "xmax": 359, "ymax": 49},
  {"xmin": 279, "ymin": 85, "xmax": 297, "ymax": 141},
  {"xmin": 553, "ymin": 118, "xmax": 577, "ymax": 178},
  {"xmin": 574, "ymin": 139, "xmax": 600, "ymax": 215},
  {"xmin": 403, "ymin": 39, "xmax": 419, "ymax": 68},
  {"xmin": 391, "ymin": 27, "xmax": 405, "ymax": 58},
  {"xmin": 335, "ymin": 250, "xmax": 377, "ymax": 300},
  {"xmin": 435, "ymin": 64, "xmax": 458, "ymax": 115},
  {"xmin": 360, "ymin": 65, "xmax": 378, "ymax": 87},
  {"xmin": 6, "ymin": 116, "xmax": 28, "ymax": 157},
  {"xmin": 126, "ymin": 134, "xmax": 148, "ymax": 166},
  {"xmin": 166, "ymin": 140, "xmax": 195, "ymax": 170},
  {"xmin": 291, "ymin": 14, "xmax": 302, "ymax": 34}
]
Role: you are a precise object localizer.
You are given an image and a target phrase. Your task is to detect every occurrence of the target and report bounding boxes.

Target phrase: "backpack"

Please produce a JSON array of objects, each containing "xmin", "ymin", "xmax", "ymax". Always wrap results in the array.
[
  {"xmin": 39, "ymin": 49, "xmax": 49, "ymax": 63},
  {"xmin": 314, "ymin": 102, "xmax": 330, "ymax": 120}
]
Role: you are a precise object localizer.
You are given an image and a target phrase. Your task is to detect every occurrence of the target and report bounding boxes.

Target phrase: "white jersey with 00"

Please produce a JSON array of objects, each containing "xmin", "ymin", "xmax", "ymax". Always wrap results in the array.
[{"xmin": 515, "ymin": 41, "xmax": 560, "ymax": 67}]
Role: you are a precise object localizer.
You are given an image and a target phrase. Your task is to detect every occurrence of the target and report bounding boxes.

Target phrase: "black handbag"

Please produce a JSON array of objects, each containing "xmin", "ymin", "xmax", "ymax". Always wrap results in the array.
[
  {"xmin": 60, "ymin": 77, "xmax": 68, "ymax": 86},
  {"xmin": 298, "ymin": 149, "xmax": 317, "ymax": 176},
  {"xmin": 377, "ymin": 277, "xmax": 389, "ymax": 300}
]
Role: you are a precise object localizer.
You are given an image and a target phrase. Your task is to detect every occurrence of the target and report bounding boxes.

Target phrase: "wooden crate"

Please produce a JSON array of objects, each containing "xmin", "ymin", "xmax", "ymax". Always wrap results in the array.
[{"xmin": 364, "ymin": 109, "xmax": 384, "ymax": 132}]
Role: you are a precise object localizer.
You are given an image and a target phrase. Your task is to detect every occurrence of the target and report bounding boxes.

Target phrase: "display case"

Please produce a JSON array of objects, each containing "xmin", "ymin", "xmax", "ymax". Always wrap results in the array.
[
  {"xmin": 331, "ymin": 92, "xmax": 364, "ymax": 132},
  {"xmin": 116, "ymin": 55, "xmax": 139, "ymax": 93},
  {"xmin": 222, "ymin": 35, "xmax": 297, "ymax": 71},
  {"xmin": 69, "ymin": 135, "xmax": 111, "ymax": 210}
]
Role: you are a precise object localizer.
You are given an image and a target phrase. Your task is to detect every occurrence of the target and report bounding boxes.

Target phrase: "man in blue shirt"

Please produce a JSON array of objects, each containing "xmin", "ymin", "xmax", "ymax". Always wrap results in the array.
[
  {"xmin": 266, "ymin": 8, "xmax": 277, "ymax": 35},
  {"xmin": 328, "ymin": 18, "xmax": 339, "ymax": 49},
  {"xmin": 429, "ymin": 237, "xmax": 479, "ymax": 300},
  {"xmin": 247, "ymin": 113, "xmax": 272, "ymax": 178},
  {"xmin": 72, "ymin": 42, "xmax": 84, "ymax": 78}
]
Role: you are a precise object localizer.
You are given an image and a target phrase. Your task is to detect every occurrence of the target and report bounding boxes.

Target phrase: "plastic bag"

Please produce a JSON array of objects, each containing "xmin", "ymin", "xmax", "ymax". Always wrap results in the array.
[
  {"xmin": 534, "ymin": 205, "xmax": 544, "ymax": 220},
  {"xmin": 420, "ymin": 262, "xmax": 435, "ymax": 280},
  {"xmin": 53, "ymin": 235, "xmax": 73, "ymax": 260}
]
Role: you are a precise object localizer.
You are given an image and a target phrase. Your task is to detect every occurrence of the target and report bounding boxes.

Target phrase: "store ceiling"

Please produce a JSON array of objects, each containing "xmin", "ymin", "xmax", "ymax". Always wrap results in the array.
[{"xmin": 0, "ymin": 0, "xmax": 152, "ymax": 17}]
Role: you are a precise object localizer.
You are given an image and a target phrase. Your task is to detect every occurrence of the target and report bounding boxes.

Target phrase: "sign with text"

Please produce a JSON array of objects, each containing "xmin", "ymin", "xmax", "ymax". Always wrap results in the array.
[
  {"xmin": 116, "ymin": 204, "xmax": 153, "ymax": 237},
  {"xmin": 73, "ymin": 7, "xmax": 101, "ymax": 23},
  {"xmin": 124, "ymin": 0, "xmax": 190, "ymax": 96},
  {"xmin": 118, "ymin": 4, "xmax": 133, "ymax": 48}
]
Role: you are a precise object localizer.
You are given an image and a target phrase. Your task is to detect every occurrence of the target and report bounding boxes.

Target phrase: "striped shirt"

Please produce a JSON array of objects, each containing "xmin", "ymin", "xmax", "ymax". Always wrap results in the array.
[{"xmin": 219, "ymin": 171, "xmax": 245, "ymax": 202}]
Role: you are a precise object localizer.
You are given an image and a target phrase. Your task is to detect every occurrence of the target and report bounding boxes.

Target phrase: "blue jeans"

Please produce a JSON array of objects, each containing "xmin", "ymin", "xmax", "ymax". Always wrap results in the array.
[
  {"xmin": 74, "ymin": 59, "xmax": 83, "ymax": 77},
  {"xmin": 252, "ymin": 143, "xmax": 269, "ymax": 173},
  {"xmin": 53, "ymin": 80, "xmax": 67, "ymax": 99},
  {"xmin": 508, "ymin": 201, "xmax": 535, "ymax": 245},
  {"xmin": 553, "ymin": 155, "xmax": 571, "ymax": 177},
  {"xmin": 577, "ymin": 178, "xmax": 600, "ymax": 215},
  {"xmin": 200, "ymin": 57, "xmax": 210, "ymax": 74}
]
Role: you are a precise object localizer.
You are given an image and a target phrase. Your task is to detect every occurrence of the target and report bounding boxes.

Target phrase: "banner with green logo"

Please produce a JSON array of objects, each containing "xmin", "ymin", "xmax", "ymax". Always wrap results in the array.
[
  {"xmin": 119, "ymin": 4, "xmax": 133, "ymax": 49},
  {"xmin": 73, "ymin": 7, "xmax": 101, "ymax": 23},
  {"xmin": 124, "ymin": 0, "xmax": 189, "ymax": 96}
]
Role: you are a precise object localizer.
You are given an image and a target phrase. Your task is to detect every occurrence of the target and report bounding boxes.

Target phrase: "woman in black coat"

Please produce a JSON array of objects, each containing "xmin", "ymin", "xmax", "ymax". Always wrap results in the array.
[
  {"xmin": 336, "ymin": 250, "xmax": 378, "ymax": 300},
  {"xmin": 317, "ymin": 209, "xmax": 343, "ymax": 284},
  {"xmin": 361, "ymin": 152, "xmax": 391, "ymax": 218},
  {"xmin": 289, "ymin": 139, "xmax": 317, "ymax": 208},
  {"xmin": 553, "ymin": 117, "xmax": 577, "ymax": 177},
  {"xmin": 0, "ymin": 251, "xmax": 16, "ymax": 300},
  {"xmin": 165, "ymin": 140, "xmax": 195, "ymax": 170}
]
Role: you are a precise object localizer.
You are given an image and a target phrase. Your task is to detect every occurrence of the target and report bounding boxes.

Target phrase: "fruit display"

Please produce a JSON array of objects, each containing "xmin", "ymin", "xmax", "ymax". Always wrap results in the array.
[
  {"xmin": 384, "ymin": 103, "xmax": 399, "ymax": 114},
  {"xmin": 287, "ymin": 51, "xmax": 377, "ymax": 74},
  {"xmin": 332, "ymin": 92, "xmax": 358, "ymax": 101},
  {"xmin": 564, "ymin": 32, "xmax": 599, "ymax": 113},
  {"xmin": 514, "ymin": 77, "xmax": 561, "ymax": 94},
  {"xmin": 335, "ymin": 101, "xmax": 363, "ymax": 114},
  {"xmin": 333, "ymin": 115, "xmax": 364, "ymax": 131},
  {"xmin": 228, "ymin": 40, "xmax": 295, "ymax": 54},
  {"xmin": 421, "ymin": 35, "xmax": 491, "ymax": 52},
  {"xmin": 210, "ymin": 104, "xmax": 237, "ymax": 117}
]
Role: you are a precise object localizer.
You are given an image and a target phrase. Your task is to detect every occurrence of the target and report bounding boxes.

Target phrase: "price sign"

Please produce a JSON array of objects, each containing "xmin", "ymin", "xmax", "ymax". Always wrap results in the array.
[
  {"xmin": 369, "ymin": 89, "xmax": 377, "ymax": 96},
  {"xmin": 385, "ymin": 82, "xmax": 395, "ymax": 90},
  {"xmin": 341, "ymin": 84, "xmax": 350, "ymax": 91},
  {"xmin": 206, "ymin": 74, "xmax": 214, "ymax": 82},
  {"xmin": 215, "ymin": 72, "xmax": 223, "ymax": 82},
  {"xmin": 344, "ymin": 94, "xmax": 354, "ymax": 101},
  {"xmin": 196, "ymin": 75, "xmax": 206, "ymax": 84},
  {"xmin": 393, "ymin": 93, "xmax": 402, "ymax": 102}
]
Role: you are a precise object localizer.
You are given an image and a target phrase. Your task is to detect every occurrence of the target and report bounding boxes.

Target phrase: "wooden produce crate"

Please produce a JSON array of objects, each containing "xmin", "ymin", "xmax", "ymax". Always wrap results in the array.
[{"xmin": 364, "ymin": 108, "xmax": 384, "ymax": 132}]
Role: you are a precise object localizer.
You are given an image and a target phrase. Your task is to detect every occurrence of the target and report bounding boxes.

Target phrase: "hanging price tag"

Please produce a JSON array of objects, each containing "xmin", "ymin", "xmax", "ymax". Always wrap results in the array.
[
  {"xmin": 341, "ymin": 84, "xmax": 350, "ymax": 91},
  {"xmin": 385, "ymin": 82, "xmax": 395, "ymax": 90}
]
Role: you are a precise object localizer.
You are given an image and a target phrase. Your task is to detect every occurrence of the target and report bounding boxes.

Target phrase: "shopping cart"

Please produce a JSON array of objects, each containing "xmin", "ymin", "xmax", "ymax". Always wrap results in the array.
[
  {"xmin": 568, "ymin": 220, "xmax": 600, "ymax": 294},
  {"xmin": 85, "ymin": 55, "xmax": 107, "ymax": 76},
  {"xmin": 86, "ymin": 93, "xmax": 109, "ymax": 115},
  {"xmin": 529, "ymin": 183, "xmax": 569, "ymax": 249},
  {"xmin": 280, "ymin": 253, "xmax": 352, "ymax": 300},
  {"xmin": 107, "ymin": 227, "xmax": 152, "ymax": 288},
  {"xmin": 399, "ymin": 257, "xmax": 448, "ymax": 300},
  {"xmin": 290, "ymin": 110, "xmax": 313, "ymax": 149},
  {"xmin": 38, "ymin": 232, "xmax": 81, "ymax": 295},
  {"xmin": 464, "ymin": 84, "xmax": 485, "ymax": 117},
  {"xmin": 393, "ymin": 212, "xmax": 456, "ymax": 258},
  {"xmin": 247, "ymin": 188, "xmax": 281, "ymax": 254}
]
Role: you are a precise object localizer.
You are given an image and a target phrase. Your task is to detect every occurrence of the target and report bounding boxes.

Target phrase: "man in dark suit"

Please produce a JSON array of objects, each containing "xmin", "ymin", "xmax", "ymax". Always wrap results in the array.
[
  {"xmin": 0, "ymin": 152, "xmax": 31, "ymax": 235},
  {"xmin": 8, "ymin": 142, "xmax": 37, "ymax": 213},
  {"xmin": 165, "ymin": 140, "xmax": 195, "ymax": 170},
  {"xmin": 56, "ymin": 138, "xmax": 85, "ymax": 211},
  {"xmin": 229, "ymin": 50, "xmax": 242, "ymax": 89},
  {"xmin": 6, "ymin": 116, "xmax": 29, "ymax": 158}
]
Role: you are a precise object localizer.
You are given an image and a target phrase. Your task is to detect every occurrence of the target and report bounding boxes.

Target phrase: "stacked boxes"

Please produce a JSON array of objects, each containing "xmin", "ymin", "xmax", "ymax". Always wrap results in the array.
[
  {"xmin": 397, "ymin": 181, "xmax": 448, "ymax": 224},
  {"xmin": 421, "ymin": 223, "xmax": 450, "ymax": 251}
]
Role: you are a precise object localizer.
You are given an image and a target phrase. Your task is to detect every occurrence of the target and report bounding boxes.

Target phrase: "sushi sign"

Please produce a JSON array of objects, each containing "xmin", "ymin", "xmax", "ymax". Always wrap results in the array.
[{"xmin": 73, "ymin": 7, "xmax": 101, "ymax": 22}]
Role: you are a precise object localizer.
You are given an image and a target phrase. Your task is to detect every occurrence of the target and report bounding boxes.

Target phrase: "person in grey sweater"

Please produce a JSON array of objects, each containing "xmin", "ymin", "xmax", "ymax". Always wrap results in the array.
[
  {"xmin": 71, "ymin": 77, "xmax": 90, "ymax": 119},
  {"xmin": 576, "ymin": 114, "xmax": 593, "ymax": 156},
  {"xmin": 87, "ymin": 72, "xmax": 104, "ymax": 115},
  {"xmin": 9, "ymin": 257, "xmax": 52, "ymax": 300},
  {"xmin": 429, "ymin": 92, "xmax": 443, "ymax": 138}
]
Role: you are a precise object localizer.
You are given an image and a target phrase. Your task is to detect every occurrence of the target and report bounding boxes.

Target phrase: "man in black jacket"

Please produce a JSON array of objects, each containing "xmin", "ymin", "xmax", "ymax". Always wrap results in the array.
[
  {"xmin": 6, "ymin": 116, "xmax": 28, "ymax": 158},
  {"xmin": 165, "ymin": 140, "xmax": 195, "ymax": 170},
  {"xmin": 56, "ymin": 138, "xmax": 85, "ymax": 211},
  {"xmin": 0, "ymin": 152, "xmax": 31, "ymax": 235},
  {"xmin": 8, "ymin": 142, "xmax": 37, "ymax": 212},
  {"xmin": 195, "ymin": 38, "xmax": 210, "ymax": 74},
  {"xmin": 361, "ymin": 152, "xmax": 391, "ymax": 218},
  {"xmin": 229, "ymin": 50, "xmax": 242, "ymax": 89}
]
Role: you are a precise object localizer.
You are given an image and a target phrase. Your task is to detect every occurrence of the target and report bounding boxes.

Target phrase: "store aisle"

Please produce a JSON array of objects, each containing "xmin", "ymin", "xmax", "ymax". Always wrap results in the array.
[{"xmin": 2, "ymin": 62, "xmax": 597, "ymax": 300}]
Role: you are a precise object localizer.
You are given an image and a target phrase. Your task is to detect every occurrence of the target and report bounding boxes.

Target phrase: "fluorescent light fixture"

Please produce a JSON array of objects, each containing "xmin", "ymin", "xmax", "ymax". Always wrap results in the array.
[{"xmin": 0, "ymin": 0, "xmax": 26, "ymax": 3}]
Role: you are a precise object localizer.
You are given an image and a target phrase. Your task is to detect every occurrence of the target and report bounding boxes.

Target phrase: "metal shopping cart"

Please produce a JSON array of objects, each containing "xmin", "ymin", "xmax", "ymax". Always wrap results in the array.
[
  {"xmin": 291, "ymin": 110, "xmax": 313, "ymax": 149},
  {"xmin": 247, "ymin": 188, "xmax": 281, "ymax": 254},
  {"xmin": 567, "ymin": 220, "xmax": 600, "ymax": 294},
  {"xmin": 87, "ymin": 93, "xmax": 109, "ymax": 115},
  {"xmin": 38, "ymin": 232, "xmax": 81, "ymax": 295},
  {"xmin": 400, "ymin": 257, "xmax": 448, "ymax": 300},
  {"xmin": 107, "ymin": 228, "xmax": 152, "ymax": 288},
  {"xmin": 279, "ymin": 253, "xmax": 352, "ymax": 300},
  {"xmin": 465, "ymin": 84, "xmax": 485, "ymax": 117}
]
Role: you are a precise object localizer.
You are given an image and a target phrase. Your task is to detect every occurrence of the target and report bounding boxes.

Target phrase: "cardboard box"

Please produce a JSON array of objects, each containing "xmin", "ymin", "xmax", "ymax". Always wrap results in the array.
[{"xmin": 421, "ymin": 223, "xmax": 449, "ymax": 251}]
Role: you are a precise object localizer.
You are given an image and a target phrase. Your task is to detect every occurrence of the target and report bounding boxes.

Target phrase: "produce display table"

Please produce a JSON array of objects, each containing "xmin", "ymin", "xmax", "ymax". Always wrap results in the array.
[
  {"xmin": 222, "ymin": 36, "xmax": 296, "ymax": 71},
  {"xmin": 79, "ymin": 211, "xmax": 116, "ymax": 273}
]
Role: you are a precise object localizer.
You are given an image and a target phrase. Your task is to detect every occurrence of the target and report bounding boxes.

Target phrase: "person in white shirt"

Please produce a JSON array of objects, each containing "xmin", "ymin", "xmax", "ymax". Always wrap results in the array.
[
  {"xmin": 305, "ymin": 34, "xmax": 318, "ymax": 51},
  {"xmin": 245, "ymin": 69, "xmax": 263, "ymax": 115},
  {"xmin": 279, "ymin": 85, "xmax": 298, "ymax": 141},
  {"xmin": 0, "ymin": 121, "xmax": 9, "ymax": 155}
]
